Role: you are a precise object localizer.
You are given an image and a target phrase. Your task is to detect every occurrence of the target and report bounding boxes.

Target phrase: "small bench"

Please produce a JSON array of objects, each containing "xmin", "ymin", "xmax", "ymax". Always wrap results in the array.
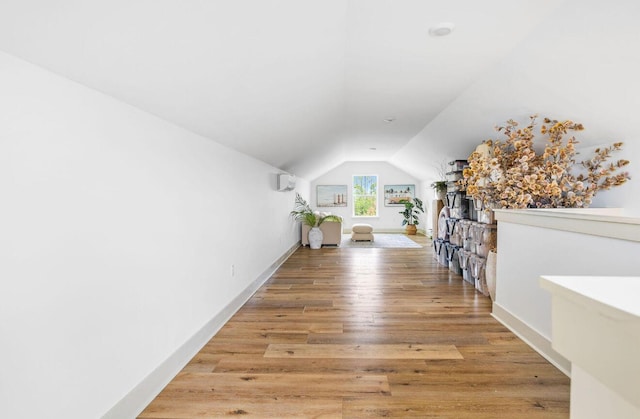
[{"xmin": 351, "ymin": 223, "xmax": 374, "ymax": 242}]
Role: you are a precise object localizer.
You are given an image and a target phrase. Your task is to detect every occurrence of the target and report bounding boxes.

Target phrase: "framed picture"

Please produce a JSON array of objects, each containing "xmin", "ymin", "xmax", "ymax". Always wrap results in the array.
[
  {"xmin": 317, "ymin": 185, "xmax": 347, "ymax": 207},
  {"xmin": 384, "ymin": 184, "xmax": 415, "ymax": 206}
]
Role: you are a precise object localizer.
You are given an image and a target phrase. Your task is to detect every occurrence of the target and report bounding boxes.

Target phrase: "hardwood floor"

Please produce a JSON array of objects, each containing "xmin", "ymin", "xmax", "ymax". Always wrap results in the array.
[{"xmin": 139, "ymin": 234, "xmax": 570, "ymax": 418}]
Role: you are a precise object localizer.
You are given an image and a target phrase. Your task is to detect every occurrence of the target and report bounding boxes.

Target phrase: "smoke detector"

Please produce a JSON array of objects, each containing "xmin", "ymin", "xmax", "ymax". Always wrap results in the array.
[{"xmin": 429, "ymin": 22, "xmax": 455, "ymax": 37}]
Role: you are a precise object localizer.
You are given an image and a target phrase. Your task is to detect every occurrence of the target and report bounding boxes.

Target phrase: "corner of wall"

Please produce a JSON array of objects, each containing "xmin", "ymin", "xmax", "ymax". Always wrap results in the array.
[{"xmin": 491, "ymin": 302, "xmax": 570, "ymax": 377}]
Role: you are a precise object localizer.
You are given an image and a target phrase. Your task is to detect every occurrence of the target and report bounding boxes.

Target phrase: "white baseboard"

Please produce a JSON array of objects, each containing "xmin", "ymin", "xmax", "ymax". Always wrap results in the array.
[
  {"xmin": 492, "ymin": 302, "xmax": 571, "ymax": 377},
  {"xmin": 101, "ymin": 242, "xmax": 300, "ymax": 419}
]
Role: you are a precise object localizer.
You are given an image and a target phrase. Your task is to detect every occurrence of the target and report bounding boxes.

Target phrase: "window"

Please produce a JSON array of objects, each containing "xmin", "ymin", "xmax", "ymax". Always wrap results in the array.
[{"xmin": 353, "ymin": 175, "xmax": 378, "ymax": 217}]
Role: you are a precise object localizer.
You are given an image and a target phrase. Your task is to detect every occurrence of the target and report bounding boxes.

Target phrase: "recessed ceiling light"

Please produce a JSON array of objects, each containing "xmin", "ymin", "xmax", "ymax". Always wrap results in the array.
[
  {"xmin": 429, "ymin": 22, "xmax": 455, "ymax": 37},
  {"xmin": 383, "ymin": 118, "xmax": 396, "ymax": 123},
  {"xmin": 369, "ymin": 147, "xmax": 377, "ymax": 151}
]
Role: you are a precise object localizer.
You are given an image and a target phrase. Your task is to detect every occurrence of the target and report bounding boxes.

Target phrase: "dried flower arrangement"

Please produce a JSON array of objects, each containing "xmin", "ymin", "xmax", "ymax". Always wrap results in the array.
[{"xmin": 459, "ymin": 115, "xmax": 630, "ymax": 209}]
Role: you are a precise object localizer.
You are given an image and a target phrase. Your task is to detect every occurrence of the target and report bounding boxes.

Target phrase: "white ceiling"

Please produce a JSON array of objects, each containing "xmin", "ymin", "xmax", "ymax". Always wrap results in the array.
[{"xmin": 0, "ymin": 0, "xmax": 564, "ymax": 181}]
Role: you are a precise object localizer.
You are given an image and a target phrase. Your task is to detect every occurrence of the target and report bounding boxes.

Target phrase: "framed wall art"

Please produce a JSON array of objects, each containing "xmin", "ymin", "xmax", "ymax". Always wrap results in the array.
[
  {"xmin": 384, "ymin": 184, "xmax": 415, "ymax": 206},
  {"xmin": 317, "ymin": 185, "xmax": 348, "ymax": 207}
]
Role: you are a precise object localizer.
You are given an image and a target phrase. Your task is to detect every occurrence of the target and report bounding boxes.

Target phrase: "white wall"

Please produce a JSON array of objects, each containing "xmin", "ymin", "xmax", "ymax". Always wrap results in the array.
[
  {"xmin": 493, "ymin": 210, "xmax": 640, "ymax": 374},
  {"xmin": 0, "ymin": 52, "xmax": 303, "ymax": 419},
  {"xmin": 310, "ymin": 161, "xmax": 425, "ymax": 232},
  {"xmin": 497, "ymin": 223, "xmax": 640, "ymax": 340}
]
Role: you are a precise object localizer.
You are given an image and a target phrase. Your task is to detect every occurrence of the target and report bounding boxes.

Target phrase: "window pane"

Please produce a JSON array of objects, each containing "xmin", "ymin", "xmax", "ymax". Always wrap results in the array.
[{"xmin": 353, "ymin": 175, "xmax": 377, "ymax": 217}]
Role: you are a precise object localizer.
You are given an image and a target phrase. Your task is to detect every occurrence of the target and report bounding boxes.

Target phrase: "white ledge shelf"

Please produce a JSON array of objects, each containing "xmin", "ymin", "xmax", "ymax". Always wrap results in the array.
[{"xmin": 493, "ymin": 208, "xmax": 640, "ymax": 242}]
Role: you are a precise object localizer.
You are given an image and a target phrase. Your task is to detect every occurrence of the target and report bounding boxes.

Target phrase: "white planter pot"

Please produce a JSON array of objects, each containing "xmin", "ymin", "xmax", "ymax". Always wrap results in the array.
[{"xmin": 308, "ymin": 227, "xmax": 323, "ymax": 249}]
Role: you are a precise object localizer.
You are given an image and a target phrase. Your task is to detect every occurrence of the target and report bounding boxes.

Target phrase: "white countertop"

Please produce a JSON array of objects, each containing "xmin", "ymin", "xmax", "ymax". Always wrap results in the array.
[{"xmin": 540, "ymin": 276, "xmax": 640, "ymax": 319}]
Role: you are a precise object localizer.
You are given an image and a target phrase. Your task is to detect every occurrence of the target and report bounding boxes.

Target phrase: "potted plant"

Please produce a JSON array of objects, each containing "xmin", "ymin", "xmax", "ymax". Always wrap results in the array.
[
  {"xmin": 290, "ymin": 193, "xmax": 342, "ymax": 249},
  {"xmin": 399, "ymin": 197, "xmax": 424, "ymax": 235},
  {"xmin": 430, "ymin": 181, "xmax": 447, "ymax": 201},
  {"xmin": 290, "ymin": 192, "xmax": 313, "ymax": 221},
  {"xmin": 430, "ymin": 160, "xmax": 448, "ymax": 201}
]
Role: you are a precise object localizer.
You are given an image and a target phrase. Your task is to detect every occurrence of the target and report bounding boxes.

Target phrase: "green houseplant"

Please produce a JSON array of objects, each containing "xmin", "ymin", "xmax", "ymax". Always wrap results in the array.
[
  {"xmin": 290, "ymin": 192, "xmax": 313, "ymax": 222},
  {"xmin": 430, "ymin": 181, "xmax": 447, "ymax": 201},
  {"xmin": 290, "ymin": 193, "xmax": 342, "ymax": 227},
  {"xmin": 430, "ymin": 160, "xmax": 448, "ymax": 201},
  {"xmin": 399, "ymin": 197, "xmax": 424, "ymax": 235},
  {"xmin": 290, "ymin": 193, "xmax": 342, "ymax": 249}
]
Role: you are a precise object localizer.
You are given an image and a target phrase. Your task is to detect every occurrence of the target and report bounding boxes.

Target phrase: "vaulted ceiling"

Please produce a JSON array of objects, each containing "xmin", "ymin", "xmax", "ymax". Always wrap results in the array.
[{"xmin": 0, "ymin": 0, "xmax": 566, "ymax": 181}]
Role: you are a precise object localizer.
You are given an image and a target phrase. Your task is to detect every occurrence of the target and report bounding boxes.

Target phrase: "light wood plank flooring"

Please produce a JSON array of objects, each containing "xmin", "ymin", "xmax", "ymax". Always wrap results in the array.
[{"xmin": 139, "ymin": 234, "xmax": 569, "ymax": 418}]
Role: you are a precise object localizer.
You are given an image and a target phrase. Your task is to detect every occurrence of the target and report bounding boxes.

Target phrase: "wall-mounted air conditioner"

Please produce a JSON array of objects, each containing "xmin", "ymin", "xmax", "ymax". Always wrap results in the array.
[{"xmin": 277, "ymin": 173, "xmax": 296, "ymax": 191}]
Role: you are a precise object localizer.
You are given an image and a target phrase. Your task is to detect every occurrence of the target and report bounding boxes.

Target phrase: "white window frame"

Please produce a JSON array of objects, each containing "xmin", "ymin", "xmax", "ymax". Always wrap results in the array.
[{"xmin": 352, "ymin": 174, "xmax": 378, "ymax": 217}]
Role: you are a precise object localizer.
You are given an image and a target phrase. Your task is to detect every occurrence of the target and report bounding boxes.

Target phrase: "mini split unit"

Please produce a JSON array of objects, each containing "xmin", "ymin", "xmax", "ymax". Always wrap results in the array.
[{"xmin": 277, "ymin": 173, "xmax": 296, "ymax": 191}]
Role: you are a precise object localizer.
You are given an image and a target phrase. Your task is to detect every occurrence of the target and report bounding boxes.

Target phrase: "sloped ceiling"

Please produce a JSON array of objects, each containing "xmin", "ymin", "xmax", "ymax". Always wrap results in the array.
[{"xmin": 0, "ymin": 0, "xmax": 564, "ymax": 181}]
